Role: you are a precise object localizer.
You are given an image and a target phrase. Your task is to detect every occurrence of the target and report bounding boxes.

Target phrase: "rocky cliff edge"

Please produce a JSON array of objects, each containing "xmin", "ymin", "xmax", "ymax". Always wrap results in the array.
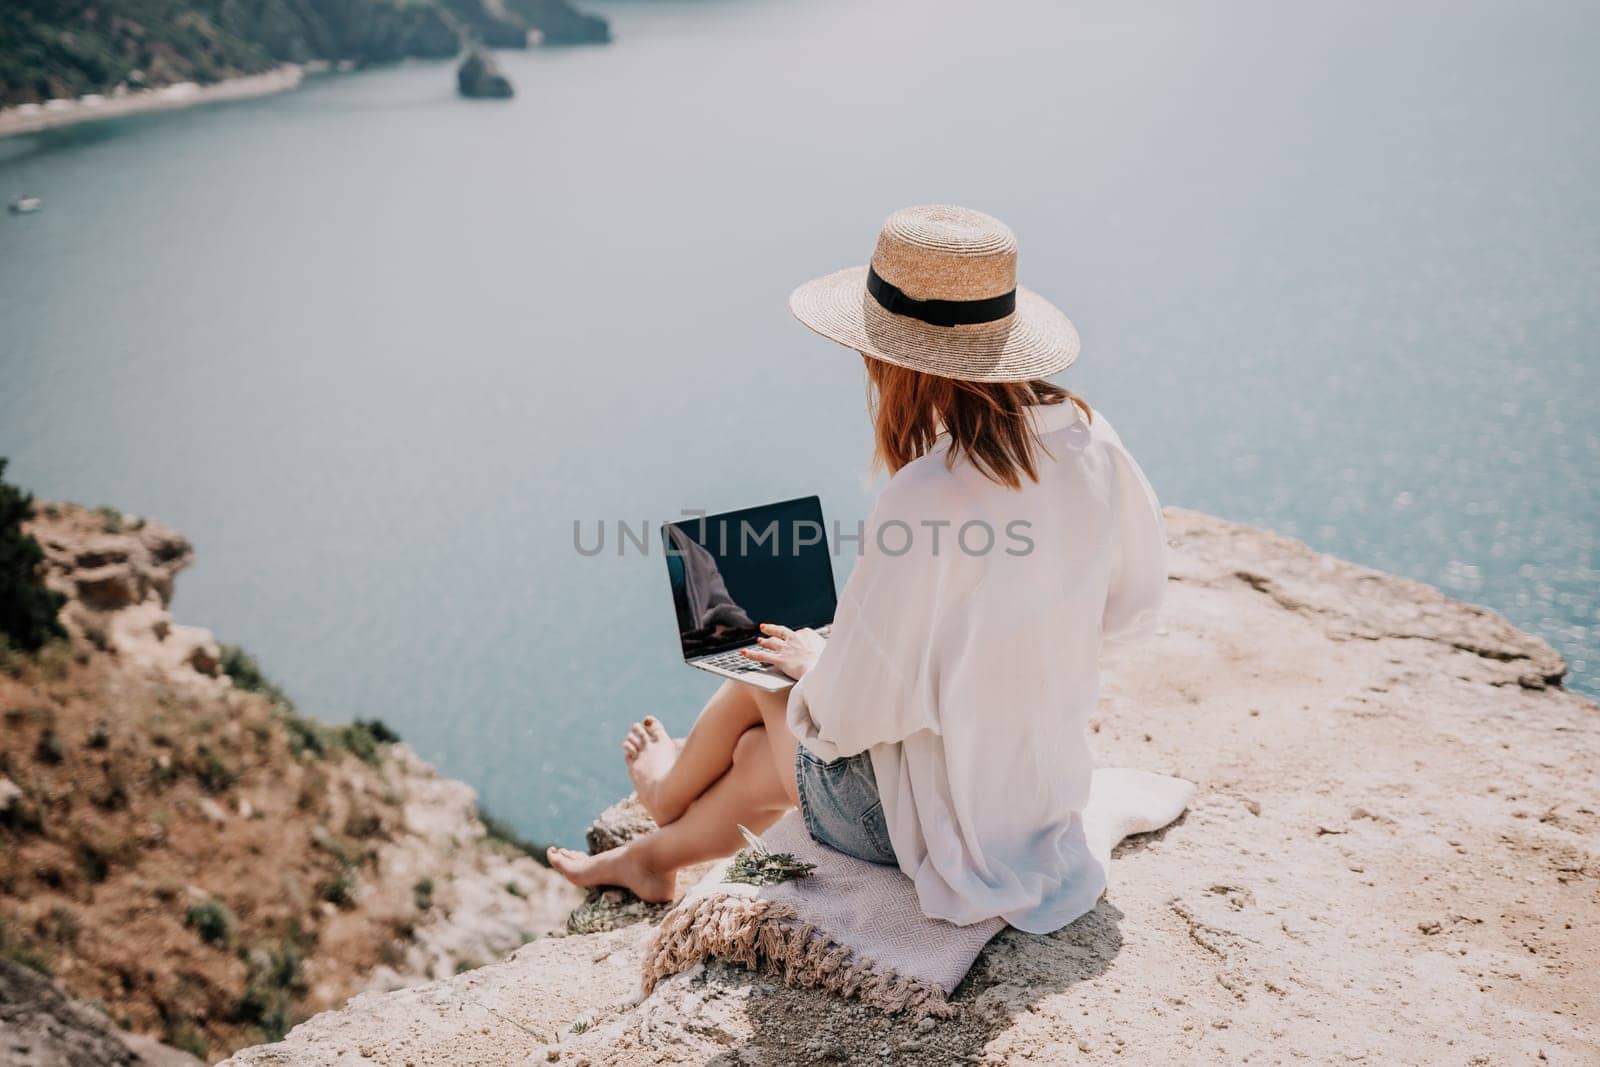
[
  {"xmin": 1, "ymin": 503, "xmax": 580, "ymax": 1062},
  {"xmin": 220, "ymin": 509, "xmax": 1599, "ymax": 1065}
]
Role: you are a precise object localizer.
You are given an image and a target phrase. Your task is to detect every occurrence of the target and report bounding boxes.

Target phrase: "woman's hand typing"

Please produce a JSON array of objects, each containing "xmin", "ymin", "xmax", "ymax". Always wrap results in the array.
[{"xmin": 741, "ymin": 623, "xmax": 826, "ymax": 681}]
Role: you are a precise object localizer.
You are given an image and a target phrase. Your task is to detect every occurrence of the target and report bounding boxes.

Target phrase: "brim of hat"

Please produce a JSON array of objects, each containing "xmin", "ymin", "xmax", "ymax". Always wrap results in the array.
[{"xmin": 789, "ymin": 266, "xmax": 1080, "ymax": 383}]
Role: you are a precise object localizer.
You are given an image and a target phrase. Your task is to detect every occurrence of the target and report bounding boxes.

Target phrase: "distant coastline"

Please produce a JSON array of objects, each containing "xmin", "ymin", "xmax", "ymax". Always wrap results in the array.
[
  {"xmin": 1, "ymin": 0, "xmax": 607, "ymax": 131},
  {"xmin": 0, "ymin": 65, "xmax": 305, "ymax": 141}
]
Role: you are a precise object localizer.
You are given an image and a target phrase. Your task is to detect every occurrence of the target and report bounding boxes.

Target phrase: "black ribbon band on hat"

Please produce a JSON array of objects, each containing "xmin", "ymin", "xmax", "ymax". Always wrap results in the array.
[{"xmin": 866, "ymin": 267, "xmax": 1016, "ymax": 327}]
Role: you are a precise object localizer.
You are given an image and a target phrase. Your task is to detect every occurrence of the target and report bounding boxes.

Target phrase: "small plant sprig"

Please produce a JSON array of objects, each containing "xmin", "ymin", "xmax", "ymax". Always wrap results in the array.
[{"xmin": 724, "ymin": 825, "xmax": 816, "ymax": 886}]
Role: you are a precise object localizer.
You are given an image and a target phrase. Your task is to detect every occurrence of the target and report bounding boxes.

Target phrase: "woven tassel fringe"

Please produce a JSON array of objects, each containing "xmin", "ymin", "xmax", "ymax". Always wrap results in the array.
[{"xmin": 641, "ymin": 894, "xmax": 956, "ymax": 1018}]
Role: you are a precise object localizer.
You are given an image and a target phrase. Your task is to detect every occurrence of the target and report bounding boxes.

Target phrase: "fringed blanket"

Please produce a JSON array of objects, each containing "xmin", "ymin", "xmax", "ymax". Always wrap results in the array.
[{"xmin": 642, "ymin": 767, "xmax": 1194, "ymax": 1015}]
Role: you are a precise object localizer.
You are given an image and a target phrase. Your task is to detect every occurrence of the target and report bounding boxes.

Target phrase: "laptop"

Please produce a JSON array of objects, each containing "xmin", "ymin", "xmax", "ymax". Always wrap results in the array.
[{"xmin": 662, "ymin": 495, "xmax": 837, "ymax": 691}]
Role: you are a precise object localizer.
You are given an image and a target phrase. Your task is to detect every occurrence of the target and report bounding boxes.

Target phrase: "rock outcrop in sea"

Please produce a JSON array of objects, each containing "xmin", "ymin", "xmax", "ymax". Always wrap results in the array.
[
  {"xmin": 218, "ymin": 509, "xmax": 1599, "ymax": 1065},
  {"xmin": 457, "ymin": 49, "xmax": 515, "ymax": 100}
]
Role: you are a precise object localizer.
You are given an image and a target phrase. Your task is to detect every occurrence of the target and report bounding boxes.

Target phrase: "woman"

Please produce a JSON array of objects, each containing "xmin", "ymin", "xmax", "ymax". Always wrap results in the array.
[{"xmin": 549, "ymin": 205, "xmax": 1166, "ymax": 933}]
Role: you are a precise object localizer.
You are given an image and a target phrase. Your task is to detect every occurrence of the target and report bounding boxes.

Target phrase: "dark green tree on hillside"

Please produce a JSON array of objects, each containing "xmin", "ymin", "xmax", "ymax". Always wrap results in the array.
[{"xmin": 0, "ymin": 459, "xmax": 65, "ymax": 652}]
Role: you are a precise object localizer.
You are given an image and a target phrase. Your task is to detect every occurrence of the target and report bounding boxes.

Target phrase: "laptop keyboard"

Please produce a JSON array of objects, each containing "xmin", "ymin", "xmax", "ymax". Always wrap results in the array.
[
  {"xmin": 701, "ymin": 650, "xmax": 768, "ymax": 674},
  {"xmin": 700, "ymin": 629, "xmax": 829, "ymax": 675}
]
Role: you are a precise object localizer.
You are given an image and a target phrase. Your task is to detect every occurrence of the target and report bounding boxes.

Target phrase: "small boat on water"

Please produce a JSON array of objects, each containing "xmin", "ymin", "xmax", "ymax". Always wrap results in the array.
[{"xmin": 8, "ymin": 195, "xmax": 42, "ymax": 215}]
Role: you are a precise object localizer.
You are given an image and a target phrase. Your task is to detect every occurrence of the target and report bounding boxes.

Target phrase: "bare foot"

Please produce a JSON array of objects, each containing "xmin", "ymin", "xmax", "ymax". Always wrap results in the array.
[
  {"xmin": 546, "ymin": 843, "xmax": 677, "ymax": 903},
  {"xmin": 624, "ymin": 717, "xmax": 683, "ymax": 825}
]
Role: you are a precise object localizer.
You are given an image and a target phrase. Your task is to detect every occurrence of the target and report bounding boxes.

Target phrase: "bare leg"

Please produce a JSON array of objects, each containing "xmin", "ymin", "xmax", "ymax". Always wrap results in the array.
[
  {"xmin": 751, "ymin": 686, "xmax": 801, "ymax": 806},
  {"xmin": 625, "ymin": 680, "xmax": 762, "ymax": 825},
  {"xmin": 549, "ymin": 726, "xmax": 791, "ymax": 902}
]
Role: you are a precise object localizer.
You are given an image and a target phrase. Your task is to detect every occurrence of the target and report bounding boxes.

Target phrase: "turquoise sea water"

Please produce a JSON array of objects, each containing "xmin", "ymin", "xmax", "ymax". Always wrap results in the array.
[{"xmin": 1, "ymin": 0, "xmax": 1596, "ymax": 844}]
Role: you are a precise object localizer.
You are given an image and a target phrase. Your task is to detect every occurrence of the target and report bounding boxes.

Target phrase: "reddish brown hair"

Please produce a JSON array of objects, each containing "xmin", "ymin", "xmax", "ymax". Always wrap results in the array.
[{"xmin": 864, "ymin": 356, "xmax": 1092, "ymax": 490}]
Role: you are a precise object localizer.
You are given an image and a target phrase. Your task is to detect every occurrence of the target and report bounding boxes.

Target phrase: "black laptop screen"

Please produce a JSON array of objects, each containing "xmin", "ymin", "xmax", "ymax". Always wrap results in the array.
[{"xmin": 663, "ymin": 496, "xmax": 837, "ymax": 659}]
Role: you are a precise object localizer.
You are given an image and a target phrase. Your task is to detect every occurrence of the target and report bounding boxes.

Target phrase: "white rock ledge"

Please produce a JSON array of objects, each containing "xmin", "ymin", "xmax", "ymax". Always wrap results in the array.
[{"xmin": 222, "ymin": 509, "xmax": 1600, "ymax": 1065}]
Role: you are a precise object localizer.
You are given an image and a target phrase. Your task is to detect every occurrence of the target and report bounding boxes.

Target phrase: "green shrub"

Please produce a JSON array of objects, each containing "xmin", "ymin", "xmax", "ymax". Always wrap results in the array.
[
  {"xmin": 0, "ymin": 635, "xmax": 23, "ymax": 677},
  {"xmin": 231, "ymin": 934, "xmax": 302, "ymax": 1042},
  {"xmin": 74, "ymin": 840, "xmax": 111, "ymax": 883},
  {"xmin": 149, "ymin": 754, "xmax": 177, "ymax": 788},
  {"xmin": 354, "ymin": 718, "xmax": 400, "ymax": 744},
  {"xmin": 310, "ymin": 829, "xmax": 355, "ymax": 867},
  {"xmin": 40, "ymin": 906, "xmax": 79, "ymax": 946},
  {"xmin": 219, "ymin": 644, "xmax": 294, "ymax": 709},
  {"xmin": 283, "ymin": 714, "xmax": 400, "ymax": 765},
  {"xmin": 413, "ymin": 877, "xmax": 434, "ymax": 911},
  {"xmin": 184, "ymin": 899, "xmax": 234, "ymax": 946},
  {"xmin": 162, "ymin": 1021, "xmax": 208, "ymax": 1059},
  {"xmin": 220, "ymin": 643, "xmax": 404, "ymax": 770},
  {"xmin": 317, "ymin": 868, "xmax": 355, "ymax": 907},
  {"xmin": 0, "ymin": 919, "xmax": 52, "ymax": 975},
  {"xmin": 314, "ymin": 833, "xmax": 381, "ymax": 909},
  {"xmin": 282, "ymin": 714, "xmax": 327, "ymax": 758},
  {"xmin": 229, "ymin": 928, "xmax": 307, "ymax": 1042},
  {"xmin": 229, "ymin": 980, "xmax": 289, "ymax": 1042},
  {"xmin": 34, "ymin": 729, "xmax": 64, "ymax": 764},
  {"xmin": 338, "ymin": 719, "xmax": 399, "ymax": 765},
  {"xmin": 0, "ymin": 766, "xmax": 43, "ymax": 833},
  {"xmin": 90, "ymin": 769, "xmax": 128, "ymax": 811},
  {"xmin": 267, "ymin": 934, "xmax": 305, "ymax": 992},
  {"xmin": 0, "ymin": 459, "xmax": 66, "ymax": 654},
  {"xmin": 193, "ymin": 745, "xmax": 237, "ymax": 793},
  {"xmin": 339, "ymin": 724, "xmax": 380, "ymax": 765},
  {"xmin": 343, "ymin": 805, "xmax": 382, "ymax": 839},
  {"xmin": 35, "ymin": 640, "xmax": 72, "ymax": 681},
  {"xmin": 481, "ymin": 811, "xmax": 552, "ymax": 865},
  {"xmin": 0, "ymin": 800, "xmax": 42, "ymax": 834}
]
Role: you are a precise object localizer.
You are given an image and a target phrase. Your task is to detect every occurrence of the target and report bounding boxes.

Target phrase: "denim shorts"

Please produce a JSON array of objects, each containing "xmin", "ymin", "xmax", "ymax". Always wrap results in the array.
[{"xmin": 795, "ymin": 745, "xmax": 897, "ymax": 866}]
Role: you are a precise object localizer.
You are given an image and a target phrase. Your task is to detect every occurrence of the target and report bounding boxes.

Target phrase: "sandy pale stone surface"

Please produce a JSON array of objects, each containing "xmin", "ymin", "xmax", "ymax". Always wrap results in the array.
[{"xmin": 223, "ymin": 508, "xmax": 1600, "ymax": 1066}]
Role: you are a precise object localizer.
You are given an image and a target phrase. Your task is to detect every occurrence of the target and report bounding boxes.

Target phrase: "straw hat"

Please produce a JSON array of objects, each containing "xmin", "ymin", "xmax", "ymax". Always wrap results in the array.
[{"xmin": 789, "ymin": 205, "xmax": 1079, "ymax": 383}]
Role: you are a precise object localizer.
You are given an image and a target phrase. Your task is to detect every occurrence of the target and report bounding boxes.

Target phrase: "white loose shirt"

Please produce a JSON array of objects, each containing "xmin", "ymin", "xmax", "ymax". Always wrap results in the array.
[{"xmin": 787, "ymin": 401, "xmax": 1166, "ymax": 933}]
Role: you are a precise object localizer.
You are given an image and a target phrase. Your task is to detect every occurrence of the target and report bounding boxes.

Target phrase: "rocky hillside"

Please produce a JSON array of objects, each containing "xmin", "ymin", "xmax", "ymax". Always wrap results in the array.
[
  {"xmin": 0, "ymin": 0, "xmax": 608, "ymax": 107},
  {"xmin": 1, "ymin": 957, "xmax": 202, "ymax": 1067},
  {"xmin": 0, "ymin": 498, "xmax": 579, "ymax": 1062},
  {"xmin": 223, "ymin": 509, "xmax": 1599, "ymax": 1065}
]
